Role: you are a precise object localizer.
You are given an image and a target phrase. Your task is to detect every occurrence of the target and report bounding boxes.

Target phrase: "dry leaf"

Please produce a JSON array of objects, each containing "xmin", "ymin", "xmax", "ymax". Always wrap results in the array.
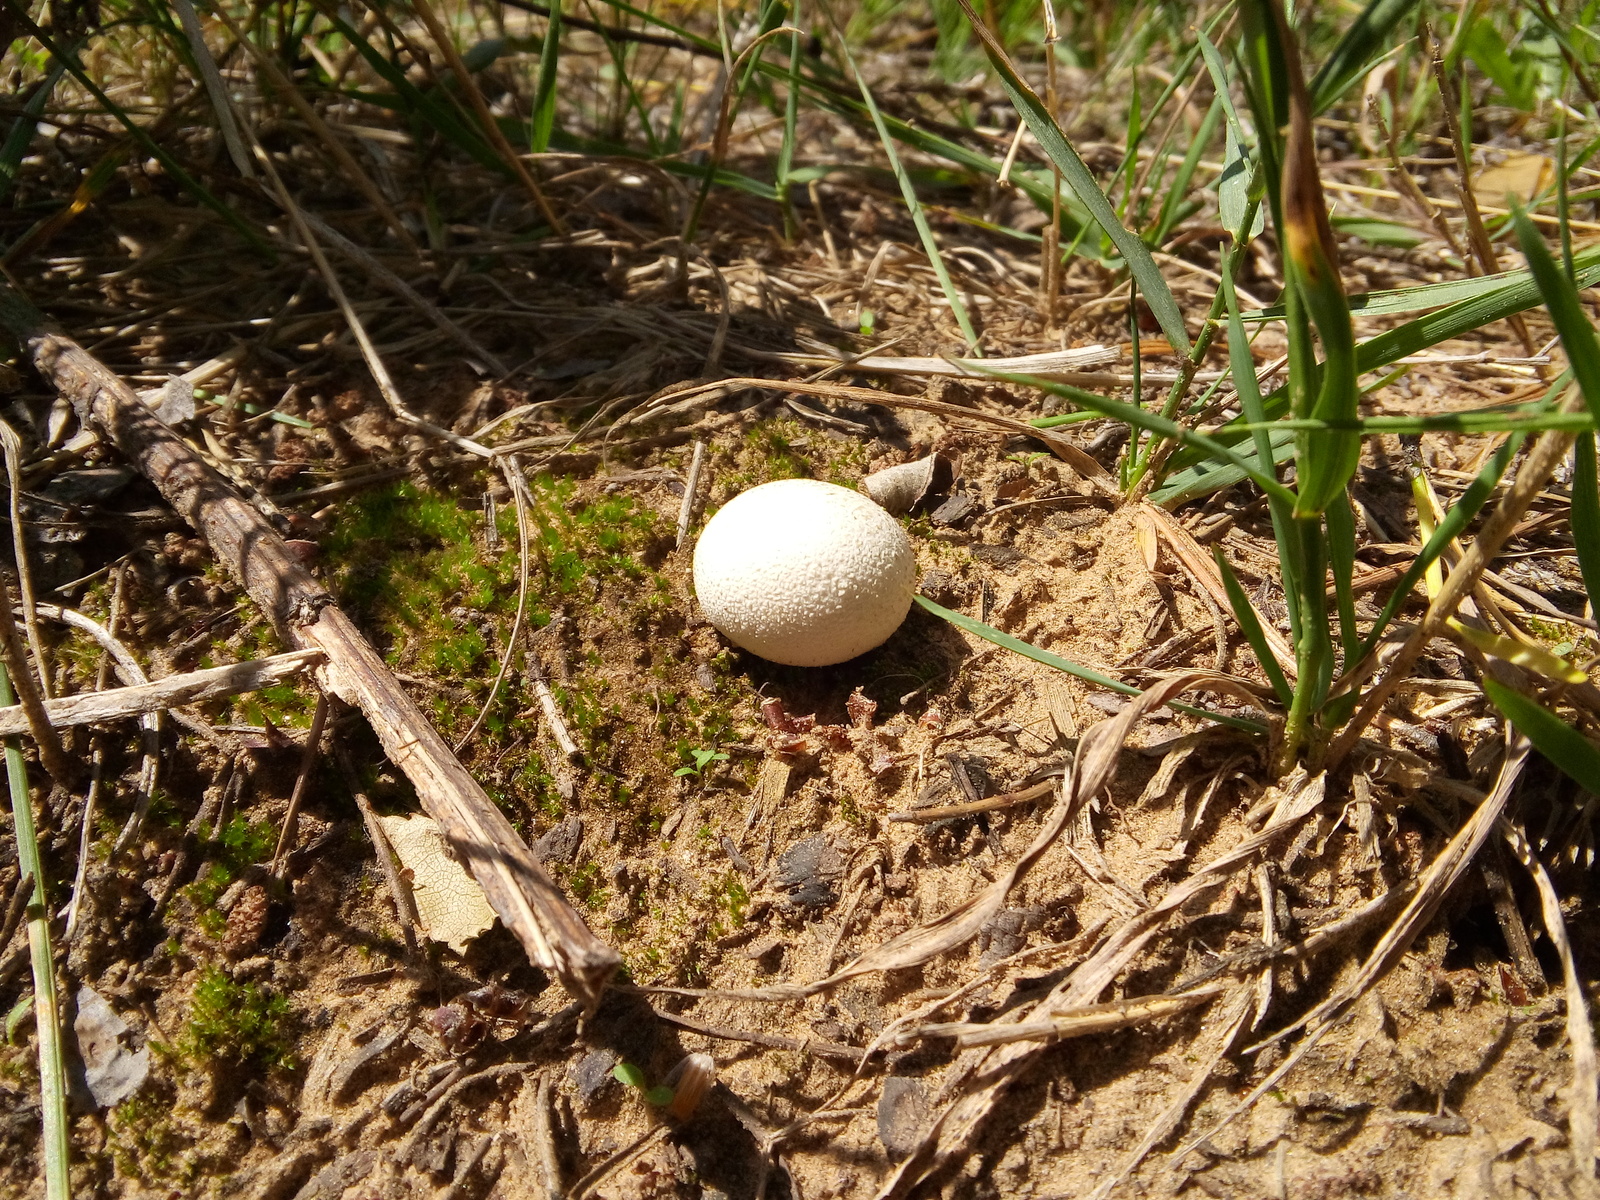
[
  {"xmin": 377, "ymin": 813, "xmax": 498, "ymax": 953},
  {"xmin": 1134, "ymin": 507, "xmax": 1161, "ymax": 572},
  {"xmin": 73, "ymin": 985, "xmax": 149, "ymax": 1109},
  {"xmin": 1474, "ymin": 152, "xmax": 1552, "ymax": 204}
]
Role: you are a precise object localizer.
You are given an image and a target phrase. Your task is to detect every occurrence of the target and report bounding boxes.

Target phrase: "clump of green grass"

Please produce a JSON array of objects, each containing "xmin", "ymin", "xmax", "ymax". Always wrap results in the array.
[{"xmin": 176, "ymin": 967, "xmax": 294, "ymax": 1071}]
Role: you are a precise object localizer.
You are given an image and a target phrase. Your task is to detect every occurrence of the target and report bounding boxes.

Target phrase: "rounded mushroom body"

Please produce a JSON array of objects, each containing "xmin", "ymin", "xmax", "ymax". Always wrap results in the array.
[{"xmin": 692, "ymin": 479, "xmax": 918, "ymax": 667}]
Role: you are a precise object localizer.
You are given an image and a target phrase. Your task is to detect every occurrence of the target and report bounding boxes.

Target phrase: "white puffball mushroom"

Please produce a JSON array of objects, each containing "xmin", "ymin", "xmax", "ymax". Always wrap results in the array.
[{"xmin": 693, "ymin": 479, "xmax": 918, "ymax": 667}]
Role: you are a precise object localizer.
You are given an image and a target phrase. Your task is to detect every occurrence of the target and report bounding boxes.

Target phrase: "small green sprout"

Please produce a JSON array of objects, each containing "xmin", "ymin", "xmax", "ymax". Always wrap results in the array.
[
  {"xmin": 612, "ymin": 1061, "xmax": 675, "ymax": 1107},
  {"xmin": 675, "ymin": 747, "xmax": 728, "ymax": 777}
]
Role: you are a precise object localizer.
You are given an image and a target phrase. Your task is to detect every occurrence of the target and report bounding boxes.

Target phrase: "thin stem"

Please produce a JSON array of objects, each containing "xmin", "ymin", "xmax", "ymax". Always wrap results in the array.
[{"xmin": 0, "ymin": 660, "xmax": 69, "ymax": 1200}]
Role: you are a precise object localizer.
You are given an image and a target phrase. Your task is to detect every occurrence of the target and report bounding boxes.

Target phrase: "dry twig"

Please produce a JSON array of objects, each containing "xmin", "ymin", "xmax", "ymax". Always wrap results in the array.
[{"xmin": 0, "ymin": 283, "xmax": 619, "ymax": 1007}]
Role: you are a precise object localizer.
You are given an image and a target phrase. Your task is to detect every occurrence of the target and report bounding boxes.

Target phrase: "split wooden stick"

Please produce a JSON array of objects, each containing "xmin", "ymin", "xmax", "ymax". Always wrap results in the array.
[
  {"xmin": 0, "ymin": 282, "xmax": 619, "ymax": 1008},
  {"xmin": 0, "ymin": 649, "xmax": 323, "ymax": 737}
]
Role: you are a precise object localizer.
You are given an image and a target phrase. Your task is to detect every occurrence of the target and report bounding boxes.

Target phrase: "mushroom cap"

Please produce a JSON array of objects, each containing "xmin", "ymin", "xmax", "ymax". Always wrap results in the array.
[{"xmin": 693, "ymin": 479, "xmax": 918, "ymax": 667}]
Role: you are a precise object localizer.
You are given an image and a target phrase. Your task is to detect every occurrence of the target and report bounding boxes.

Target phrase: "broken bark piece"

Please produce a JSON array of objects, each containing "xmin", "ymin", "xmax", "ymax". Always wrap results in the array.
[{"xmin": 0, "ymin": 282, "xmax": 619, "ymax": 1008}]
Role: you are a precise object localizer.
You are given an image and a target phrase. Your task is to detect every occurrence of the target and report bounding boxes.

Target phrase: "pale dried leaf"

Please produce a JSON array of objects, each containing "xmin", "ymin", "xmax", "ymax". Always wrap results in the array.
[
  {"xmin": 1474, "ymin": 152, "xmax": 1552, "ymax": 203},
  {"xmin": 377, "ymin": 814, "xmax": 498, "ymax": 953},
  {"xmin": 73, "ymin": 985, "xmax": 149, "ymax": 1109}
]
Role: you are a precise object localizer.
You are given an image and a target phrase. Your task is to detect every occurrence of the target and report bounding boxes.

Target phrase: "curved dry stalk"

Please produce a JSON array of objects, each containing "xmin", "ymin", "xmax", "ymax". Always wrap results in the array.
[
  {"xmin": 622, "ymin": 375, "xmax": 1118, "ymax": 492},
  {"xmin": 63, "ymin": 566, "xmax": 125, "ymax": 942},
  {"xmin": 0, "ymin": 421, "xmax": 52, "ymax": 699},
  {"xmin": 0, "ymin": 570, "xmax": 72, "ymax": 787},
  {"xmin": 454, "ymin": 456, "xmax": 533, "ymax": 753},
  {"xmin": 1503, "ymin": 822, "xmax": 1598, "ymax": 1190}
]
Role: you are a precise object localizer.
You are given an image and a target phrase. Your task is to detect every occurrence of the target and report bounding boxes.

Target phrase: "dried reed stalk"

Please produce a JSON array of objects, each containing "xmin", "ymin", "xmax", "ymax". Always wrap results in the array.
[{"xmin": 0, "ymin": 282, "xmax": 619, "ymax": 1008}]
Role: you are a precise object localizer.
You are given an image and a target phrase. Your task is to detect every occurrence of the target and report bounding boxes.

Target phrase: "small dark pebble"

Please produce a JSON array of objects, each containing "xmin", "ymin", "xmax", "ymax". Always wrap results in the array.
[
  {"xmin": 533, "ymin": 816, "xmax": 583, "ymax": 864},
  {"xmin": 777, "ymin": 835, "xmax": 843, "ymax": 909},
  {"xmin": 930, "ymin": 493, "xmax": 979, "ymax": 527}
]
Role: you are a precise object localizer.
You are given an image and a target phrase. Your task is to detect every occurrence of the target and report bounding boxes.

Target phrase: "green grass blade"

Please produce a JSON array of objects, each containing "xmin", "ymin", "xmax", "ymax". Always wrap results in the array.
[
  {"xmin": 1353, "ymin": 431, "xmax": 1524, "ymax": 662},
  {"xmin": 1213, "ymin": 548, "xmax": 1293, "ymax": 706},
  {"xmin": 1245, "ymin": 243, "xmax": 1600, "ymax": 320},
  {"xmin": 1271, "ymin": 0, "xmax": 1359, "ymax": 518},
  {"xmin": 0, "ymin": 663, "xmax": 68, "ymax": 1200},
  {"xmin": 832, "ymin": 22, "xmax": 980, "ymax": 351},
  {"xmin": 1221, "ymin": 257, "xmax": 1302, "ymax": 634},
  {"xmin": 531, "ymin": 0, "xmax": 563, "ymax": 151},
  {"xmin": 1483, "ymin": 676, "xmax": 1600, "ymax": 796},
  {"xmin": 1325, "ymin": 488, "xmax": 1360, "ymax": 680},
  {"xmin": 971, "ymin": 364, "xmax": 1300, "ymax": 507},
  {"xmin": 15, "ymin": 15, "xmax": 268, "ymax": 254},
  {"xmin": 948, "ymin": 0, "xmax": 1190, "ymax": 354},
  {"xmin": 776, "ymin": 16, "xmax": 803, "ymax": 237},
  {"xmin": 1308, "ymin": 0, "xmax": 1421, "ymax": 114},
  {"xmin": 0, "ymin": 59, "xmax": 66, "ymax": 203},
  {"xmin": 1151, "ymin": 94, "xmax": 1222, "ymax": 246},
  {"xmin": 1571, "ymin": 432, "xmax": 1600, "ymax": 609},
  {"xmin": 1155, "ymin": 242, "xmax": 1600, "ymax": 503},
  {"xmin": 1197, "ymin": 29, "xmax": 1265, "ymax": 244},
  {"xmin": 327, "ymin": 13, "xmax": 502, "ymax": 170},
  {"xmin": 1512, "ymin": 201, "xmax": 1600, "ymax": 424},
  {"xmin": 572, "ymin": 17, "xmax": 661, "ymax": 154},
  {"xmin": 1225, "ymin": 409, "xmax": 1592, "ymax": 436},
  {"xmin": 914, "ymin": 597, "xmax": 1268, "ymax": 733}
]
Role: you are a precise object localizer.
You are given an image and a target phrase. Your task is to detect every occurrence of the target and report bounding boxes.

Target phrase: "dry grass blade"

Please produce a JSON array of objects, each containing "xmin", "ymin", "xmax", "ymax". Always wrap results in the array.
[
  {"xmin": 171, "ymin": 0, "xmax": 254, "ymax": 178},
  {"xmin": 0, "ymin": 570, "xmax": 72, "ymax": 786},
  {"xmin": 764, "ymin": 346, "xmax": 1119, "ymax": 379},
  {"xmin": 298, "ymin": 211, "xmax": 509, "ymax": 376},
  {"xmin": 629, "ymin": 375, "xmax": 1116, "ymax": 492},
  {"xmin": 0, "ymin": 421, "xmax": 51, "ymax": 699},
  {"xmin": 804, "ymin": 672, "xmax": 1258, "ymax": 995},
  {"xmin": 1503, "ymin": 821, "xmax": 1598, "ymax": 1189},
  {"xmin": 270, "ymin": 693, "xmax": 331, "ymax": 872},
  {"xmin": 212, "ymin": 4, "xmax": 417, "ymax": 250},
  {"xmin": 1084, "ymin": 985, "xmax": 1256, "ymax": 1200},
  {"xmin": 1329, "ymin": 396, "xmax": 1583, "ymax": 766},
  {"xmin": 410, "ymin": 0, "xmax": 566, "ymax": 236},
  {"xmin": 1173, "ymin": 732, "xmax": 1532, "ymax": 1163},
  {"xmin": 0, "ymin": 284, "xmax": 619, "ymax": 1007},
  {"xmin": 918, "ymin": 982, "xmax": 1224, "ymax": 1047},
  {"xmin": 0, "ymin": 649, "xmax": 323, "ymax": 737},
  {"xmin": 1289, "ymin": 733, "xmax": 1527, "ymax": 1037},
  {"xmin": 876, "ymin": 767, "xmax": 1326, "ymax": 1198},
  {"xmin": 1138, "ymin": 502, "xmax": 1296, "ymax": 676}
]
